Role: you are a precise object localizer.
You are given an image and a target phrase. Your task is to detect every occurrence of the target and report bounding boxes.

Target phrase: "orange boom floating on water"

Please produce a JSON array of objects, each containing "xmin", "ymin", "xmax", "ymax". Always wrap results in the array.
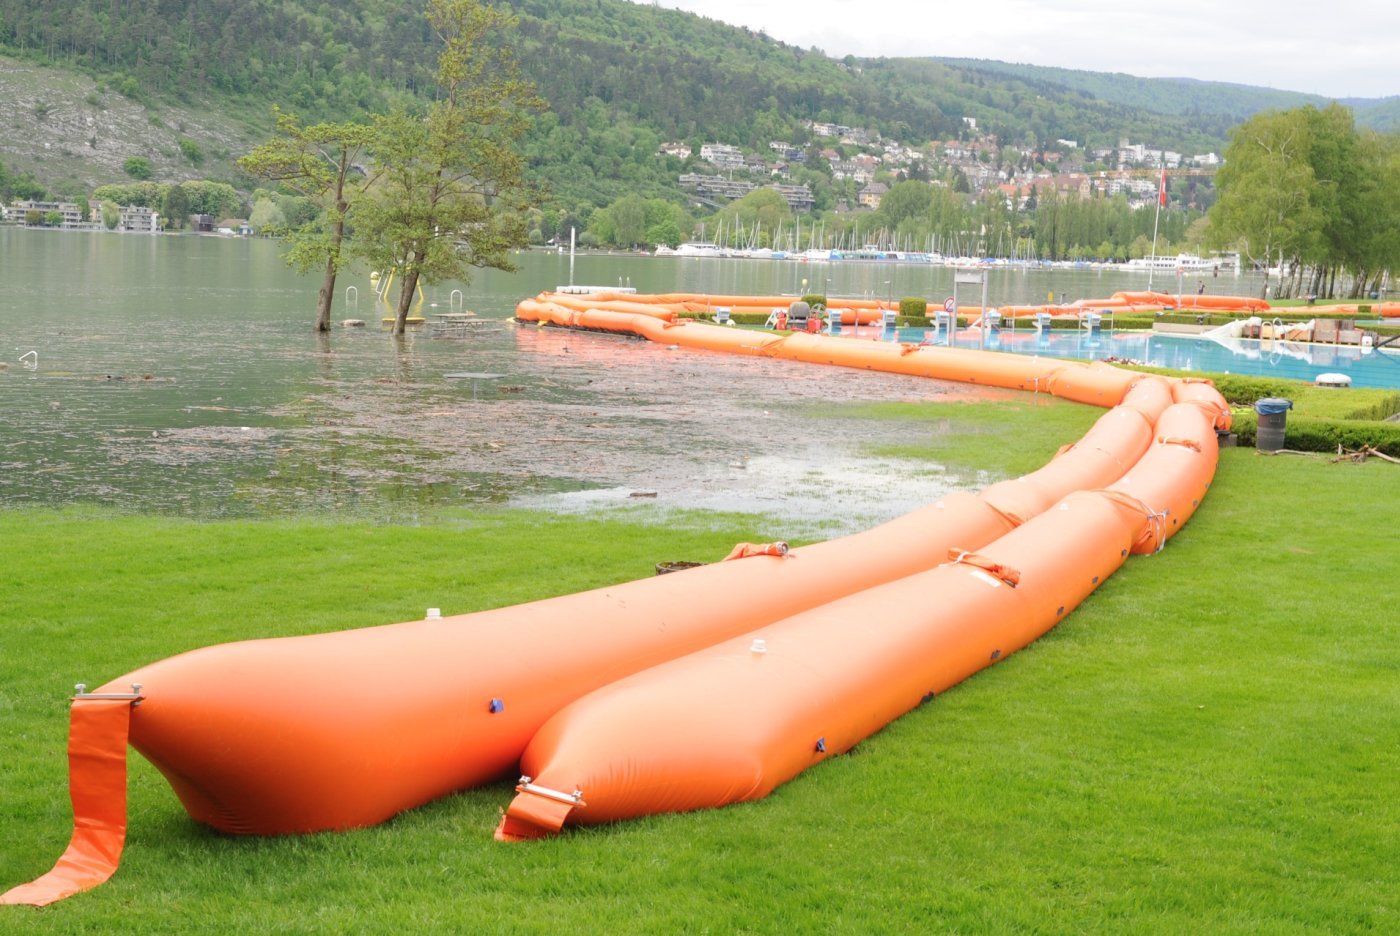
[{"xmin": 3, "ymin": 293, "xmax": 1228, "ymax": 906}]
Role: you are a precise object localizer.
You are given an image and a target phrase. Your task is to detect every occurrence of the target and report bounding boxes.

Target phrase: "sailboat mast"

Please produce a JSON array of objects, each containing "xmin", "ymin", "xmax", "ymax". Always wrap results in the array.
[{"xmin": 1148, "ymin": 161, "xmax": 1164, "ymax": 291}]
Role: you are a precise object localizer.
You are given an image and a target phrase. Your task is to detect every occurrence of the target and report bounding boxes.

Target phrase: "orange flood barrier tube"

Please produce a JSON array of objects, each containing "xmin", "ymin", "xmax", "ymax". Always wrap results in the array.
[
  {"xmin": 5, "ymin": 290, "xmax": 1227, "ymax": 904},
  {"xmin": 3, "ymin": 380, "xmax": 1168, "ymax": 903},
  {"xmin": 498, "ymin": 401, "xmax": 1222, "ymax": 839}
]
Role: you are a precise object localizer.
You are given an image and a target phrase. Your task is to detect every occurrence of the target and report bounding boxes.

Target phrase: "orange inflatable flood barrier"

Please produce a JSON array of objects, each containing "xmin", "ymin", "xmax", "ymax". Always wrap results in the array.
[
  {"xmin": 1304, "ymin": 301, "xmax": 1400, "ymax": 318},
  {"xmin": 4, "ymin": 293, "xmax": 1229, "ymax": 906},
  {"xmin": 499, "ymin": 403, "xmax": 1220, "ymax": 839}
]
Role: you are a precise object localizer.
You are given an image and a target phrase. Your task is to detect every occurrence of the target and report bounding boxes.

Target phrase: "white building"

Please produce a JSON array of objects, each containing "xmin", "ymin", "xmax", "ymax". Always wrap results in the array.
[
  {"xmin": 7, "ymin": 200, "xmax": 86, "ymax": 228},
  {"xmin": 119, "ymin": 205, "xmax": 160, "ymax": 233},
  {"xmin": 699, "ymin": 143, "xmax": 743, "ymax": 170}
]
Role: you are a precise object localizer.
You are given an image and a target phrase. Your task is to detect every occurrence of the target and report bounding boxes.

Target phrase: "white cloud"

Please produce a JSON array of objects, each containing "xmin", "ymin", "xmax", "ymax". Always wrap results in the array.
[{"xmin": 643, "ymin": 0, "xmax": 1400, "ymax": 99}]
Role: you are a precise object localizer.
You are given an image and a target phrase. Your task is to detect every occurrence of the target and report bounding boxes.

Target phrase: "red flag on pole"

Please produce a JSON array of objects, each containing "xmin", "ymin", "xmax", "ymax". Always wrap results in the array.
[{"xmin": 1158, "ymin": 167, "xmax": 1168, "ymax": 207}]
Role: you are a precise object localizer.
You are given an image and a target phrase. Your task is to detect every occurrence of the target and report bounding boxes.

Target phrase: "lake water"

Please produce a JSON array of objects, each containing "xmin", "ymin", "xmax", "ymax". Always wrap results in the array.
[{"xmin": 0, "ymin": 228, "xmax": 1381, "ymax": 527}]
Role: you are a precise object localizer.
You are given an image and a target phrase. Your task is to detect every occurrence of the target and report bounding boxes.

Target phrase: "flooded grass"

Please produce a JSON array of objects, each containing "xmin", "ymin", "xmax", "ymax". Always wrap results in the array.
[
  {"xmin": 838, "ymin": 397, "xmax": 1103, "ymax": 479},
  {"xmin": 3, "ymin": 319, "xmax": 1008, "ymax": 533}
]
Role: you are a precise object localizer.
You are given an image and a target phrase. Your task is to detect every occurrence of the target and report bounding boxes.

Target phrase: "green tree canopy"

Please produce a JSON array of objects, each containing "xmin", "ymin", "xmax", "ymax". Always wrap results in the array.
[
  {"xmin": 123, "ymin": 156, "xmax": 152, "ymax": 180},
  {"xmin": 879, "ymin": 180, "xmax": 934, "ymax": 227},
  {"xmin": 239, "ymin": 108, "xmax": 378, "ymax": 331},
  {"xmin": 712, "ymin": 188, "xmax": 792, "ymax": 248},
  {"xmin": 249, "ymin": 197, "xmax": 288, "ymax": 233},
  {"xmin": 351, "ymin": 0, "xmax": 540, "ymax": 335},
  {"xmin": 1206, "ymin": 104, "xmax": 1397, "ymax": 297}
]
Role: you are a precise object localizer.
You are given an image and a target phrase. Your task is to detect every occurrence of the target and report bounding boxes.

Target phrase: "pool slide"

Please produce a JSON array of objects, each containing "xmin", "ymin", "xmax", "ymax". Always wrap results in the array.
[{"xmin": 3, "ymin": 301, "xmax": 1226, "ymax": 906}]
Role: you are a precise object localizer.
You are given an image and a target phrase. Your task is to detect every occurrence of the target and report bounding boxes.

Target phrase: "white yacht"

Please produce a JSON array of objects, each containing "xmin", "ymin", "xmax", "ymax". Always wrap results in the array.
[
  {"xmin": 674, "ymin": 241, "xmax": 722, "ymax": 257},
  {"xmin": 1125, "ymin": 253, "xmax": 1220, "ymax": 273}
]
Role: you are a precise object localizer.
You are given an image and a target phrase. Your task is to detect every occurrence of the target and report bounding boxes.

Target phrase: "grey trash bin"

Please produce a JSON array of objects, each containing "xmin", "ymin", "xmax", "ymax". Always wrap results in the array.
[
  {"xmin": 786, "ymin": 301, "xmax": 810, "ymax": 330},
  {"xmin": 1254, "ymin": 397, "xmax": 1292, "ymax": 452}
]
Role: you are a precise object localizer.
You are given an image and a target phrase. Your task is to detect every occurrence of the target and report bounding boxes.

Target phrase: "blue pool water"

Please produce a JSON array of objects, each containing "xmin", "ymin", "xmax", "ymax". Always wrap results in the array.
[{"xmin": 881, "ymin": 326, "xmax": 1400, "ymax": 390}]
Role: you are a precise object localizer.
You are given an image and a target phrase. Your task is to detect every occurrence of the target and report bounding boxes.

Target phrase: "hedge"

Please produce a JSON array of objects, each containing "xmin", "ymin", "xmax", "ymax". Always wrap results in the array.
[{"xmin": 1232, "ymin": 412, "xmax": 1400, "ymax": 457}]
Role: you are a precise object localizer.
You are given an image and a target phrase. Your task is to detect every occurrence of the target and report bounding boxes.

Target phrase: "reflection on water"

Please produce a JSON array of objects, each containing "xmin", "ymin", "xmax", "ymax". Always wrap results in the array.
[{"xmin": 1, "ymin": 228, "xmax": 1317, "ymax": 527}]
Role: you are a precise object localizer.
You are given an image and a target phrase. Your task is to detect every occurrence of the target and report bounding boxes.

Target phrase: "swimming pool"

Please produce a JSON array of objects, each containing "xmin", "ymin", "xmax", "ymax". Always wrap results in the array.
[{"xmin": 883, "ymin": 326, "xmax": 1400, "ymax": 390}]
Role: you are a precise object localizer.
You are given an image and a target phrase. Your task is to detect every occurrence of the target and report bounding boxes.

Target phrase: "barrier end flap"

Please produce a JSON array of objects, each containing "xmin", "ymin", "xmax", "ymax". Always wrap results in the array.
[
  {"xmin": 495, "ymin": 789, "xmax": 577, "ymax": 843},
  {"xmin": 1, "ymin": 697, "xmax": 134, "ymax": 908}
]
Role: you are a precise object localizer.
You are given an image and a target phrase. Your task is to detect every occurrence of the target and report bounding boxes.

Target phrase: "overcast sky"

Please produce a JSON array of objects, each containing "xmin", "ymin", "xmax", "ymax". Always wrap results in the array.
[{"xmin": 642, "ymin": 0, "xmax": 1399, "ymax": 100}]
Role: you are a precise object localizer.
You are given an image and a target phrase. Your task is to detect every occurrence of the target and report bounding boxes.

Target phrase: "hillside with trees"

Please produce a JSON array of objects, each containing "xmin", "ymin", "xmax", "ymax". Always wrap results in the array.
[
  {"xmin": 3, "ymin": 0, "xmax": 1388, "ymax": 193},
  {"xmin": 1, "ymin": 0, "xmax": 1395, "ymax": 277},
  {"xmin": 1210, "ymin": 103, "xmax": 1400, "ymax": 298},
  {"xmin": 935, "ymin": 59, "xmax": 1400, "ymax": 133}
]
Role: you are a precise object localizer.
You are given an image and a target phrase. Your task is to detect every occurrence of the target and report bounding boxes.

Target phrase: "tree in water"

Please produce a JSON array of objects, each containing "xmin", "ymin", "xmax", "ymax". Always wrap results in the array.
[
  {"xmin": 353, "ymin": 0, "xmax": 541, "ymax": 336},
  {"xmin": 239, "ymin": 109, "xmax": 378, "ymax": 332}
]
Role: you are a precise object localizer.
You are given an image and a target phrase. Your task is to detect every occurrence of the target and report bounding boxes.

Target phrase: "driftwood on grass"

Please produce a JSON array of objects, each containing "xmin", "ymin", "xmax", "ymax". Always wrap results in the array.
[
  {"xmin": 1330, "ymin": 444, "xmax": 1400, "ymax": 465},
  {"xmin": 1257, "ymin": 445, "xmax": 1399, "ymax": 464}
]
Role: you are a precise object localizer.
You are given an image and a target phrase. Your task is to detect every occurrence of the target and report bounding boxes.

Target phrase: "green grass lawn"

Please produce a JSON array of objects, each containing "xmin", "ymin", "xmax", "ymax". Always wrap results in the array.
[{"xmin": 2, "ymin": 424, "xmax": 1397, "ymax": 931}]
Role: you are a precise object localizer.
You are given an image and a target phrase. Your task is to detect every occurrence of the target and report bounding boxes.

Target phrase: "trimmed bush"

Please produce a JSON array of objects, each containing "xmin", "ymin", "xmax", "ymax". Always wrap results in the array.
[
  {"xmin": 899, "ymin": 296, "xmax": 928, "ymax": 317},
  {"xmin": 1340, "ymin": 392, "xmax": 1400, "ymax": 422},
  {"xmin": 1234, "ymin": 412, "xmax": 1400, "ymax": 457},
  {"xmin": 691, "ymin": 311, "xmax": 772, "ymax": 326},
  {"xmin": 800, "ymin": 294, "xmax": 827, "ymax": 310}
]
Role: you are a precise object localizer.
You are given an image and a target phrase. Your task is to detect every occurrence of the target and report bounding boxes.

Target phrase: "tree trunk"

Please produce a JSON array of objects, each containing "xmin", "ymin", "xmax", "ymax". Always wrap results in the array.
[
  {"xmin": 393, "ymin": 259, "xmax": 423, "ymax": 337},
  {"xmin": 315, "ymin": 258, "xmax": 336, "ymax": 333},
  {"xmin": 314, "ymin": 215, "xmax": 347, "ymax": 333}
]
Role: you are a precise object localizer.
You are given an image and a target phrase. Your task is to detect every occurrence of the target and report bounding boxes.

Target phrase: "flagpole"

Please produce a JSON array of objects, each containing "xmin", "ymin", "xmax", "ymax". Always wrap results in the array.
[{"xmin": 1148, "ymin": 161, "xmax": 1164, "ymax": 291}]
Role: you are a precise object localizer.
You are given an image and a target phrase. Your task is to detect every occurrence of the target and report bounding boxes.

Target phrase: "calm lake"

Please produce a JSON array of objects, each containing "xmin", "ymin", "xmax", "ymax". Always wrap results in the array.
[{"xmin": 0, "ymin": 228, "xmax": 1306, "ymax": 529}]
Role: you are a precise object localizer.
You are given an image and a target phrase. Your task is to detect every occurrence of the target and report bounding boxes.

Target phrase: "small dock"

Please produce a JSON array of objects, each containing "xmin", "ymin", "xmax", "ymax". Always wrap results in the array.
[
  {"xmin": 430, "ymin": 312, "xmax": 492, "ymax": 337},
  {"xmin": 554, "ymin": 285, "xmax": 637, "ymax": 295}
]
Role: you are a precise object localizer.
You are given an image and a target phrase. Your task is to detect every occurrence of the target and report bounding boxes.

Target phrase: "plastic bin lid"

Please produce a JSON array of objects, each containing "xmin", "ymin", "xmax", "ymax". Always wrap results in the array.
[{"xmin": 1254, "ymin": 397, "xmax": 1293, "ymax": 415}]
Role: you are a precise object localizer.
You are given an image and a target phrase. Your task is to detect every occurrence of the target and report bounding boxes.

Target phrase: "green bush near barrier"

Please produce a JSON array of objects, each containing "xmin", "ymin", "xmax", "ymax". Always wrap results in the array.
[
  {"xmin": 691, "ymin": 311, "xmax": 773, "ymax": 326},
  {"xmin": 800, "ymin": 294, "xmax": 827, "ymax": 310},
  {"xmin": 1333, "ymin": 391, "xmax": 1400, "ymax": 421},
  {"xmin": 1126, "ymin": 370, "xmax": 1400, "ymax": 418},
  {"xmin": 1122, "ymin": 367, "xmax": 1400, "ymax": 455},
  {"xmin": 899, "ymin": 297, "xmax": 928, "ymax": 317},
  {"xmin": 1233, "ymin": 412, "xmax": 1400, "ymax": 456}
]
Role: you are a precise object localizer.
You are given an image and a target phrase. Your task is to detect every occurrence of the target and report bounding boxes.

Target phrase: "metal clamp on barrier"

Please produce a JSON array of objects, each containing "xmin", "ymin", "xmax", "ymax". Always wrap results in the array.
[
  {"xmin": 74, "ymin": 683, "xmax": 145, "ymax": 706},
  {"xmin": 515, "ymin": 776, "xmax": 586, "ymax": 806}
]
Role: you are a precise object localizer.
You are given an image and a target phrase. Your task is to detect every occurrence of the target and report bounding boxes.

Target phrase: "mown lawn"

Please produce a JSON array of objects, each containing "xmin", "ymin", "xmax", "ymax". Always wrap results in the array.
[{"xmin": 2, "ymin": 416, "xmax": 1397, "ymax": 932}]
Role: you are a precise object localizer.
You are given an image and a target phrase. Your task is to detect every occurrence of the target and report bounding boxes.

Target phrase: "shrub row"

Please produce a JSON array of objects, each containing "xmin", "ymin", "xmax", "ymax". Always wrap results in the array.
[{"xmin": 1232, "ymin": 412, "xmax": 1400, "ymax": 457}]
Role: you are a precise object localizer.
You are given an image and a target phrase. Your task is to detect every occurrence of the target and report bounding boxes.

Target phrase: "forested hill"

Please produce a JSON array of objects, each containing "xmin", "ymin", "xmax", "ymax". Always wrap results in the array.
[
  {"xmin": 935, "ymin": 58, "xmax": 1399, "ymax": 133},
  {"xmin": 0, "ymin": 0, "xmax": 1392, "ymax": 208}
]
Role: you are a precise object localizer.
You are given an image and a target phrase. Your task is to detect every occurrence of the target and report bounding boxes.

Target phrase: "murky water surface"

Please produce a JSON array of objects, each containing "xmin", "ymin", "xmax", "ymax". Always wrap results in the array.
[{"xmin": 0, "ymin": 230, "xmax": 1279, "ymax": 531}]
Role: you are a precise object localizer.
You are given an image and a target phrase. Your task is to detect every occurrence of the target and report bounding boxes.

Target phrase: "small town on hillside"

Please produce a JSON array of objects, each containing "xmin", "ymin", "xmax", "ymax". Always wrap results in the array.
[
  {"xmin": 673, "ymin": 119, "xmax": 1220, "ymax": 214},
  {"xmin": 3, "ymin": 114, "xmax": 1218, "ymax": 239}
]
